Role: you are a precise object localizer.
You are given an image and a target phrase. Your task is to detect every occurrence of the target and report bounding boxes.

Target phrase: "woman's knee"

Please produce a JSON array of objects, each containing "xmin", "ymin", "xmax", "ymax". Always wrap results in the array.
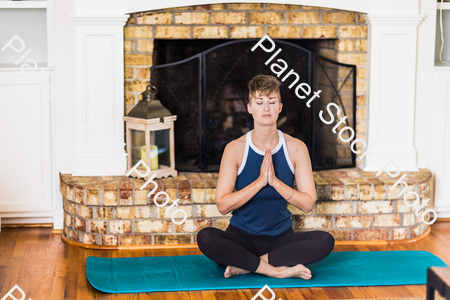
[
  {"xmin": 320, "ymin": 231, "xmax": 335, "ymax": 253},
  {"xmin": 197, "ymin": 227, "xmax": 212, "ymax": 246},
  {"xmin": 311, "ymin": 230, "xmax": 335, "ymax": 252},
  {"xmin": 197, "ymin": 227, "xmax": 221, "ymax": 252}
]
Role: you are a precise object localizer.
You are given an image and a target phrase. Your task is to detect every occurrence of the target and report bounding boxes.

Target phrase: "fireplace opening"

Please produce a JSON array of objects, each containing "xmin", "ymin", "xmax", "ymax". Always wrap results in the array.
[{"xmin": 150, "ymin": 39, "xmax": 356, "ymax": 173}]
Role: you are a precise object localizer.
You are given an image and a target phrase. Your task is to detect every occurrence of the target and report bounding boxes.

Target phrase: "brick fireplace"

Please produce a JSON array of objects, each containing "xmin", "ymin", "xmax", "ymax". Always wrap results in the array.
[{"xmin": 61, "ymin": 2, "xmax": 430, "ymax": 247}]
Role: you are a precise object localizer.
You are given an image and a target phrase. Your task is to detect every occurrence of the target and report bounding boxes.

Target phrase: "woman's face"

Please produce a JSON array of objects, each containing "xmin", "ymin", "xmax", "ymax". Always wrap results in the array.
[{"xmin": 247, "ymin": 91, "xmax": 282, "ymax": 124}]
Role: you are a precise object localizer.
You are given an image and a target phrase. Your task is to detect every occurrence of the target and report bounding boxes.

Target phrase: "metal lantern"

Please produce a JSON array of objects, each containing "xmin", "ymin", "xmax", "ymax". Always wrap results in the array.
[{"xmin": 124, "ymin": 85, "xmax": 177, "ymax": 179}]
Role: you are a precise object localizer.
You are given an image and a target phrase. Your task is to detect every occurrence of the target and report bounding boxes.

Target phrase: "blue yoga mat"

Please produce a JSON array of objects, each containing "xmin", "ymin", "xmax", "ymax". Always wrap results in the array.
[{"xmin": 86, "ymin": 251, "xmax": 447, "ymax": 293}]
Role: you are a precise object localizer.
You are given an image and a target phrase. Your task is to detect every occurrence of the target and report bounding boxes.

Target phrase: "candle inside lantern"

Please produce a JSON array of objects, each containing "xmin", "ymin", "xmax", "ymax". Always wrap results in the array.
[{"xmin": 140, "ymin": 145, "xmax": 159, "ymax": 170}]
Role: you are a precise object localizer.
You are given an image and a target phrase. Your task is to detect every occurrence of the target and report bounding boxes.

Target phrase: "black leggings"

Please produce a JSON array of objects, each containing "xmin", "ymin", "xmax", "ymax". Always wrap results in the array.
[{"xmin": 197, "ymin": 224, "xmax": 335, "ymax": 273}]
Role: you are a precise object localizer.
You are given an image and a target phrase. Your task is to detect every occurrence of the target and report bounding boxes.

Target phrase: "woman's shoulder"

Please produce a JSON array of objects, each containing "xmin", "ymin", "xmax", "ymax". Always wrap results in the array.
[
  {"xmin": 282, "ymin": 131, "xmax": 307, "ymax": 150},
  {"xmin": 226, "ymin": 132, "xmax": 247, "ymax": 154},
  {"xmin": 222, "ymin": 133, "xmax": 247, "ymax": 165},
  {"xmin": 282, "ymin": 132, "xmax": 309, "ymax": 170}
]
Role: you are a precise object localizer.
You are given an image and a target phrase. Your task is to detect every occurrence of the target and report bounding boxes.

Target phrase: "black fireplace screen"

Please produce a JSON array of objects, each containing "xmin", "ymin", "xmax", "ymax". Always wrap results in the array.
[{"xmin": 150, "ymin": 39, "xmax": 356, "ymax": 172}]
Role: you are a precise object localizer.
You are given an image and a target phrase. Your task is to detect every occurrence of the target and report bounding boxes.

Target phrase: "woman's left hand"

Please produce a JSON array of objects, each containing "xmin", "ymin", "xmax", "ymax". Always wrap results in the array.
[{"xmin": 266, "ymin": 149, "xmax": 278, "ymax": 186}]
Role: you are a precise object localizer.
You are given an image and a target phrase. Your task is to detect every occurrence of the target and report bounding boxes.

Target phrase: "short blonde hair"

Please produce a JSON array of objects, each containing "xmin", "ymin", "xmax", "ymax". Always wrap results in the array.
[{"xmin": 247, "ymin": 74, "xmax": 281, "ymax": 105}]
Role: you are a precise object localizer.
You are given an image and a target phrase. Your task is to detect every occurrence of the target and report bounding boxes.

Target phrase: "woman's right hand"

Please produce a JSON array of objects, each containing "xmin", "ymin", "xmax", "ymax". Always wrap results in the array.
[{"xmin": 258, "ymin": 149, "xmax": 271, "ymax": 188}]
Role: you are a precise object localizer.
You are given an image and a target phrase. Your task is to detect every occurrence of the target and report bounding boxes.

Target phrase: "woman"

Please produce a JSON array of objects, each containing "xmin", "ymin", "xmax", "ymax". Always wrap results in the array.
[{"xmin": 197, "ymin": 75, "xmax": 335, "ymax": 280}]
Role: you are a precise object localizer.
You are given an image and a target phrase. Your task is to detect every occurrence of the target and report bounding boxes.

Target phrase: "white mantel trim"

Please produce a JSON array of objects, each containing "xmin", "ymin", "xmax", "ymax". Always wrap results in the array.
[
  {"xmin": 70, "ymin": 14, "xmax": 128, "ymax": 176},
  {"xmin": 365, "ymin": 14, "xmax": 425, "ymax": 25},
  {"xmin": 72, "ymin": 0, "xmax": 421, "ymax": 15},
  {"xmin": 361, "ymin": 13, "xmax": 424, "ymax": 172},
  {"xmin": 69, "ymin": 14, "xmax": 130, "ymax": 25}
]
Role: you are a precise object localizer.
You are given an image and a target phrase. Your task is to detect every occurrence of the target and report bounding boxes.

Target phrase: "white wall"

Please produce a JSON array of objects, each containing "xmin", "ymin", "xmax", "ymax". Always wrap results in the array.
[
  {"xmin": 53, "ymin": 0, "xmax": 77, "ymax": 174},
  {"xmin": 416, "ymin": 1, "xmax": 437, "ymax": 170},
  {"xmin": 42, "ymin": 0, "xmax": 77, "ymax": 228}
]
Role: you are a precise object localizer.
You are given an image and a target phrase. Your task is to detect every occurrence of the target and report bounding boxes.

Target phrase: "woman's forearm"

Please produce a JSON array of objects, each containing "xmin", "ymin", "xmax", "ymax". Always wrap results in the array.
[
  {"xmin": 217, "ymin": 179, "xmax": 265, "ymax": 215},
  {"xmin": 272, "ymin": 179, "xmax": 315, "ymax": 213}
]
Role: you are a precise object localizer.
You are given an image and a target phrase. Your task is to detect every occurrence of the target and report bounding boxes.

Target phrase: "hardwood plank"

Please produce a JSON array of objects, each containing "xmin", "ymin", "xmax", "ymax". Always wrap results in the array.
[
  {"xmin": 164, "ymin": 290, "xmax": 190, "ymax": 300},
  {"xmin": 64, "ymin": 271, "xmax": 78, "ymax": 299},
  {"xmin": 51, "ymin": 276, "xmax": 66, "ymax": 300},
  {"xmin": 347, "ymin": 286, "xmax": 374, "ymax": 299},
  {"xmin": 188, "ymin": 290, "xmax": 211, "ymax": 300},
  {"xmin": 283, "ymin": 287, "xmax": 307, "ymax": 300},
  {"xmin": 236, "ymin": 289, "xmax": 253, "ymax": 300},
  {"xmin": 12, "ymin": 230, "xmax": 26, "ymax": 258},
  {"xmin": 1, "ymin": 257, "xmax": 22, "ymax": 297},
  {"xmin": 300, "ymin": 287, "xmax": 331, "ymax": 299},
  {"xmin": 0, "ymin": 266, "xmax": 7, "ymax": 292},
  {"xmin": 227, "ymin": 289, "xmax": 250, "ymax": 300},
  {"xmin": 212, "ymin": 289, "xmax": 230, "ymax": 300},
  {"xmin": 323, "ymin": 286, "xmax": 355, "ymax": 299},
  {"xmin": 38, "ymin": 269, "xmax": 54, "ymax": 300},
  {"xmin": 76, "ymin": 251, "xmax": 90, "ymax": 300},
  {"xmin": 406, "ymin": 284, "xmax": 426, "ymax": 297},
  {"xmin": 55, "ymin": 257, "xmax": 68, "ymax": 277},
  {"xmin": 200, "ymin": 290, "xmax": 219, "ymax": 300}
]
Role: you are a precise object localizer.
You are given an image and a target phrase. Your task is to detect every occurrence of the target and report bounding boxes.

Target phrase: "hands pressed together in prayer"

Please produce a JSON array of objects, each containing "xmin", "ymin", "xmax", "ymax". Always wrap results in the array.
[{"xmin": 258, "ymin": 149, "xmax": 279, "ymax": 188}]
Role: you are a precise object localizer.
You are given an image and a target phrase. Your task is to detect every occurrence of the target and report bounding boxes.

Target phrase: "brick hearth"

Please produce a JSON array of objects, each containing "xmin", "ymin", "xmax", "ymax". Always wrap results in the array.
[{"xmin": 60, "ymin": 168, "xmax": 431, "ymax": 247}]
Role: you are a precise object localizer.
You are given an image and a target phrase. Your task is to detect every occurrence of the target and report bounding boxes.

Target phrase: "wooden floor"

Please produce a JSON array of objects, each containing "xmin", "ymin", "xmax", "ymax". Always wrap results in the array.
[{"xmin": 0, "ymin": 223, "xmax": 449, "ymax": 300}]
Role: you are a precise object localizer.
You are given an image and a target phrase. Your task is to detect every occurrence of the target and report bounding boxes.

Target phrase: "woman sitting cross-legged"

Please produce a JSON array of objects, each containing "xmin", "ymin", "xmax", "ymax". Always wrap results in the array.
[{"xmin": 197, "ymin": 74, "xmax": 335, "ymax": 280}]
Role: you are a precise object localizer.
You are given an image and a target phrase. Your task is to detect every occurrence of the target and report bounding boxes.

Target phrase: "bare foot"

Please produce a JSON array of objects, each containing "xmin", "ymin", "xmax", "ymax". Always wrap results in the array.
[
  {"xmin": 278, "ymin": 264, "xmax": 312, "ymax": 280},
  {"xmin": 224, "ymin": 265, "xmax": 251, "ymax": 278}
]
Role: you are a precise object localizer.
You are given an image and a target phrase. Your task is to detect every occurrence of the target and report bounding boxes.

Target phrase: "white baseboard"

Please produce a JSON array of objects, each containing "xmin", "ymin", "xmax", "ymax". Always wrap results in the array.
[
  {"xmin": 0, "ymin": 217, "xmax": 54, "ymax": 225},
  {"xmin": 436, "ymin": 212, "xmax": 450, "ymax": 218}
]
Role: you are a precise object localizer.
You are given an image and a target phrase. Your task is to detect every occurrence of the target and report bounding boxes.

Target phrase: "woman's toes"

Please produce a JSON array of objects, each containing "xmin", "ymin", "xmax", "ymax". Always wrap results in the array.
[
  {"xmin": 224, "ymin": 266, "xmax": 231, "ymax": 278},
  {"xmin": 299, "ymin": 264, "xmax": 311, "ymax": 274}
]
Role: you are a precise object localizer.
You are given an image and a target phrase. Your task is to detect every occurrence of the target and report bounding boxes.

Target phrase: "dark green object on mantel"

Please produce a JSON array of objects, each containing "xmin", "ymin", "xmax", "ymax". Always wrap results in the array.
[
  {"xmin": 126, "ymin": 85, "xmax": 172, "ymax": 121},
  {"xmin": 86, "ymin": 250, "xmax": 448, "ymax": 293}
]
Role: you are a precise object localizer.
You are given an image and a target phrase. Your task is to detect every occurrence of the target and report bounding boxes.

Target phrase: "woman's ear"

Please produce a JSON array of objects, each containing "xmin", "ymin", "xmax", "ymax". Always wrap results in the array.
[{"xmin": 247, "ymin": 103, "xmax": 252, "ymax": 114}]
